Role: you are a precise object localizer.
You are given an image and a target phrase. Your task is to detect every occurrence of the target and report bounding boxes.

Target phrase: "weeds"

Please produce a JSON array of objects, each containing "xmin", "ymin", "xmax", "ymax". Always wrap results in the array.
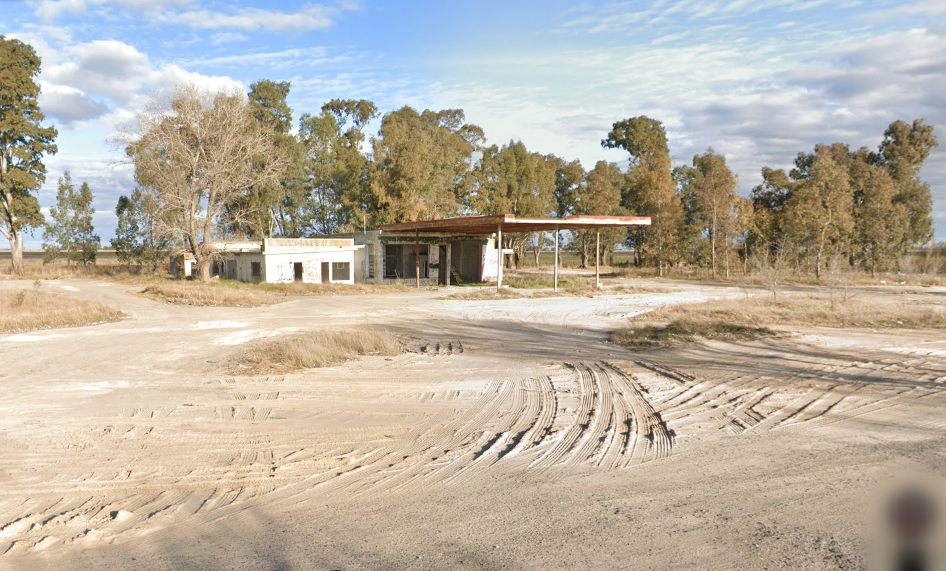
[
  {"xmin": 643, "ymin": 294, "xmax": 946, "ymax": 329},
  {"xmin": 447, "ymin": 288, "xmax": 526, "ymax": 301},
  {"xmin": 612, "ymin": 293, "xmax": 946, "ymax": 350},
  {"xmin": 232, "ymin": 329, "xmax": 402, "ymax": 374},
  {"xmin": 137, "ymin": 278, "xmax": 411, "ymax": 307},
  {"xmin": 612, "ymin": 320, "xmax": 777, "ymax": 349},
  {"xmin": 0, "ymin": 289, "xmax": 124, "ymax": 332},
  {"xmin": 139, "ymin": 282, "xmax": 284, "ymax": 307}
]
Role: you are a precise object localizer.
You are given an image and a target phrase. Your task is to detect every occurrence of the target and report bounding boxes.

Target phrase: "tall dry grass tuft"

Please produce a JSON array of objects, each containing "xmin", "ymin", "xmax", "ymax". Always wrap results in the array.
[
  {"xmin": 138, "ymin": 279, "xmax": 412, "ymax": 307},
  {"xmin": 612, "ymin": 293, "xmax": 946, "ymax": 350},
  {"xmin": 612, "ymin": 320, "xmax": 776, "ymax": 349},
  {"xmin": 0, "ymin": 289, "xmax": 124, "ymax": 332},
  {"xmin": 447, "ymin": 288, "xmax": 525, "ymax": 301},
  {"xmin": 256, "ymin": 282, "xmax": 410, "ymax": 295},
  {"xmin": 639, "ymin": 295, "xmax": 946, "ymax": 329},
  {"xmin": 139, "ymin": 282, "xmax": 284, "ymax": 307},
  {"xmin": 233, "ymin": 329, "xmax": 402, "ymax": 374}
]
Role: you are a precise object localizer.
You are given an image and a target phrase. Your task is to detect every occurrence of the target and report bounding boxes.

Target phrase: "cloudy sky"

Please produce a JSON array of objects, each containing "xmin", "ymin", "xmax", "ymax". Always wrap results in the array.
[{"xmin": 6, "ymin": 0, "xmax": 946, "ymax": 247}]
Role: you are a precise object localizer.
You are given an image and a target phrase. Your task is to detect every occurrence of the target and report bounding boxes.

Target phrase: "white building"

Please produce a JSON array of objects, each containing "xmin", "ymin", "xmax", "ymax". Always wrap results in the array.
[{"xmin": 173, "ymin": 238, "xmax": 364, "ymax": 284}]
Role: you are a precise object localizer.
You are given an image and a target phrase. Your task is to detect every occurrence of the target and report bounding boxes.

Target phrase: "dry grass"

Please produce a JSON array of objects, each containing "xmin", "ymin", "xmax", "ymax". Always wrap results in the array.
[
  {"xmin": 232, "ymin": 329, "xmax": 402, "ymax": 374},
  {"xmin": 137, "ymin": 278, "xmax": 410, "ymax": 307},
  {"xmin": 0, "ymin": 251, "xmax": 166, "ymax": 281},
  {"xmin": 613, "ymin": 293, "xmax": 946, "ymax": 350},
  {"xmin": 503, "ymin": 272, "xmax": 594, "ymax": 294},
  {"xmin": 640, "ymin": 294, "xmax": 946, "ymax": 329},
  {"xmin": 139, "ymin": 282, "xmax": 284, "ymax": 307},
  {"xmin": 612, "ymin": 320, "xmax": 777, "ymax": 349},
  {"xmin": 606, "ymin": 263, "xmax": 946, "ymax": 287},
  {"xmin": 0, "ymin": 288, "xmax": 124, "ymax": 333},
  {"xmin": 606, "ymin": 285, "xmax": 670, "ymax": 295},
  {"xmin": 447, "ymin": 288, "xmax": 527, "ymax": 301},
  {"xmin": 498, "ymin": 270, "xmax": 667, "ymax": 297},
  {"xmin": 255, "ymin": 281, "xmax": 410, "ymax": 296},
  {"xmin": 446, "ymin": 283, "xmax": 667, "ymax": 301}
]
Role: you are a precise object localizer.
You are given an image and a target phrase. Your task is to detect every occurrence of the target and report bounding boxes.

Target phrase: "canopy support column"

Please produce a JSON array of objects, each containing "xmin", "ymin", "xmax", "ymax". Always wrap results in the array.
[
  {"xmin": 554, "ymin": 228, "xmax": 559, "ymax": 293},
  {"xmin": 496, "ymin": 225, "xmax": 503, "ymax": 290},
  {"xmin": 415, "ymin": 230, "xmax": 420, "ymax": 288},
  {"xmin": 595, "ymin": 230, "xmax": 601, "ymax": 289},
  {"xmin": 444, "ymin": 243, "xmax": 451, "ymax": 286}
]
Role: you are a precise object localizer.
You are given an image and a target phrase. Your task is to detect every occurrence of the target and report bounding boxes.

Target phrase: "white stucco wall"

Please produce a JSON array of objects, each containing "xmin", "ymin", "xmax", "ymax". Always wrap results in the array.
[
  {"xmin": 262, "ymin": 250, "xmax": 357, "ymax": 284},
  {"xmin": 482, "ymin": 237, "xmax": 499, "ymax": 282}
]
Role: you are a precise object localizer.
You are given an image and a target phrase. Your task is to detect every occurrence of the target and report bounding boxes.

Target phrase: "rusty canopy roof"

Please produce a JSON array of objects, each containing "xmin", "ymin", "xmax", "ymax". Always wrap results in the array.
[{"xmin": 379, "ymin": 214, "xmax": 651, "ymax": 236}]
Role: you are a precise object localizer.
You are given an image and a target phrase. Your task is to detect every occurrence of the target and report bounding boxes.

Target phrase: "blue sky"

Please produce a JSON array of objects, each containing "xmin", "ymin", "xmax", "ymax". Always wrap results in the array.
[{"xmin": 6, "ymin": 0, "xmax": 946, "ymax": 248}]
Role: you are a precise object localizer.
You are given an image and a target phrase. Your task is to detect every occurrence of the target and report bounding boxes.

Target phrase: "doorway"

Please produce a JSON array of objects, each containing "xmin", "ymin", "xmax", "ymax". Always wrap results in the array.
[
  {"xmin": 293, "ymin": 262, "xmax": 303, "ymax": 282},
  {"xmin": 321, "ymin": 261, "xmax": 330, "ymax": 283}
]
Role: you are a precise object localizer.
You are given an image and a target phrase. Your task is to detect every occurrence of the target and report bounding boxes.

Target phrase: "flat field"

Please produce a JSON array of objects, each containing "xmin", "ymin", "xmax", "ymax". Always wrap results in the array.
[{"xmin": 1, "ymin": 277, "xmax": 944, "ymax": 570}]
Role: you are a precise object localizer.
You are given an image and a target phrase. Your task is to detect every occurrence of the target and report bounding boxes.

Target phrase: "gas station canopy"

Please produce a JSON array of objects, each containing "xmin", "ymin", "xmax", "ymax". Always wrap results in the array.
[{"xmin": 379, "ymin": 214, "xmax": 650, "ymax": 236}]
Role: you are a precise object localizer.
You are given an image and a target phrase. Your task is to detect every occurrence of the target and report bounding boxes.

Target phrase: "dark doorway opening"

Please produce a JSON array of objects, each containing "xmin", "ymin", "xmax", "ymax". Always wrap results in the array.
[
  {"xmin": 293, "ymin": 262, "xmax": 303, "ymax": 282},
  {"xmin": 321, "ymin": 261, "xmax": 330, "ymax": 283}
]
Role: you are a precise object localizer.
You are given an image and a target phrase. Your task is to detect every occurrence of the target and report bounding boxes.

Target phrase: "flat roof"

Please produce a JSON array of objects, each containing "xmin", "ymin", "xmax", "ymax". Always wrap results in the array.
[{"xmin": 380, "ymin": 214, "xmax": 651, "ymax": 236}]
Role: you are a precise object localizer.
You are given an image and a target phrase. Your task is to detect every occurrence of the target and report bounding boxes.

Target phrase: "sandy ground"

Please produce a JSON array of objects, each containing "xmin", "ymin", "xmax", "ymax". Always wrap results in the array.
[{"xmin": 1, "ymin": 278, "xmax": 945, "ymax": 570}]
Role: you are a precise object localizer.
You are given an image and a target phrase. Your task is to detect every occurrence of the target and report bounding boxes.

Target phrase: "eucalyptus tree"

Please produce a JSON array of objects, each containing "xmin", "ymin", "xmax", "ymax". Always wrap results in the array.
[
  {"xmin": 782, "ymin": 147, "xmax": 854, "ymax": 278},
  {"xmin": 574, "ymin": 161, "xmax": 623, "ymax": 268},
  {"xmin": 849, "ymin": 153, "xmax": 908, "ymax": 275},
  {"xmin": 298, "ymin": 98, "xmax": 378, "ymax": 234},
  {"xmin": 688, "ymin": 149, "xmax": 741, "ymax": 279},
  {"xmin": 43, "ymin": 171, "xmax": 99, "ymax": 264},
  {"xmin": 748, "ymin": 166, "xmax": 794, "ymax": 259},
  {"xmin": 370, "ymin": 107, "xmax": 484, "ymax": 224},
  {"xmin": 553, "ymin": 157, "xmax": 585, "ymax": 217},
  {"xmin": 234, "ymin": 80, "xmax": 306, "ymax": 239},
  {"xmin": 467, "ymin": 140, "xmax": 557, "ymax": 266},
  {"xmin": 0, "ymin": 36, "xmax": 58, "ymax": 274},
  {"xmin": 873, "ymin": 119, "xmax": 938, "ymax": 245},
  {"xmin": 111, "ymin": 187, "xmax": 168, "ymax": 270},
  {"xmin": 602, "ymin": 116, "xmax": 683, "ymax": 276}
]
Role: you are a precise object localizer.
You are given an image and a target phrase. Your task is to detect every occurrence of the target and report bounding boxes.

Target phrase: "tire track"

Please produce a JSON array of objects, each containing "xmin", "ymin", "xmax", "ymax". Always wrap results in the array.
[{"xmin": 605, "ymin": 363, "xmax": 673, "ymax": 467}]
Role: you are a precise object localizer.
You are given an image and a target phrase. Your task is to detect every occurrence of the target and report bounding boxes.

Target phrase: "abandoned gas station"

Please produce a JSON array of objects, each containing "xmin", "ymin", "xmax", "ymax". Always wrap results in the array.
[
  {"xmin": 375, "ymin": 214, "xmax": 651, "ymax": 290},
  {"xmin": 177, "ymin": 214, "xmax": 650, "ymax": 288}
]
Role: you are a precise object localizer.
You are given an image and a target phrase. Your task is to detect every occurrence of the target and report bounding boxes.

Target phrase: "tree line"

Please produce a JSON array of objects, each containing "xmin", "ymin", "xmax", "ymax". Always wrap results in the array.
[{"xmin": 1, "ymin": 36, "xmax": 939, "ymax": 280}]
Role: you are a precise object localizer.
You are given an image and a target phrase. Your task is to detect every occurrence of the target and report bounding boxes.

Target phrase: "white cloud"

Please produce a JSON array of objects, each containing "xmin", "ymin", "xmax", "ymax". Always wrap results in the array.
[
  {"xmin": 38, "ymin": 83, "xmax": 111, "ymax": 126},
  {"xmin": 161, "ymin": 4, "xmax": 347, "ymax": 33},
  {"xmin": 210, "ymin": 32, "xmax": 248, "ymax": 46},
  {"xmin": 564, "ymin": 0, "xmax": 850, "ymax": 32},
  {"xmin": 33, "ymin": 0, "xmax": 357, "ymax": 35},
  {"xmin": 45, "ymin": 40, "xmax": 152, "ymax": 106},
  {"xmin": 43, "ymin": 39, "xmax": 244, "ymax": 110},
  {"xmin": 35, "ymin": 0, "xmax": 196, "ymax": 22},
  {"xmin": 187, "ymin": 47, "xmax": 336, "ymax": 68}
]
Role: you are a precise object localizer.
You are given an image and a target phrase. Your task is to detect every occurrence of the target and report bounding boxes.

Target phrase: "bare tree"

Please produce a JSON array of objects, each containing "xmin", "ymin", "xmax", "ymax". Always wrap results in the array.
[
  {"xmin": 126, "ymin": 85, "xmax": 288, "ymax": 281},
  {"xmin": 752, "ymin": 237, "xmax": 793, "ymax": 302}
]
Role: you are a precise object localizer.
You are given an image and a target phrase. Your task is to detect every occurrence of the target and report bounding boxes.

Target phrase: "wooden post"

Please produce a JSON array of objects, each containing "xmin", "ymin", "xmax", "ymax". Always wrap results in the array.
[
  {"xmin": 445, "ymin": 243, "xmax": 451, "ymax": 286},
  {"xmin": 595, "ymin": 230, "xmax": 600, "ymax": 289},
  {"xmin": 415, "ymin": 230, "xmax": 420, "ymax": 288},
  {"xmin": 554, "ymin": 228, "xmax": 559, "ymax": 293},
  {"xmin": 496, "ymin": 225, "xmax": 503, "ymax": 290}
]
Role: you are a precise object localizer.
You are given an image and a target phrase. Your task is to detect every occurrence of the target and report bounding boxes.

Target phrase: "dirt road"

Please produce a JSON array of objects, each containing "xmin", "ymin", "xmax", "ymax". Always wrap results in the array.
[{"xmin": 1, "ymin": 279, "xmax": 944, "ymax": 570}]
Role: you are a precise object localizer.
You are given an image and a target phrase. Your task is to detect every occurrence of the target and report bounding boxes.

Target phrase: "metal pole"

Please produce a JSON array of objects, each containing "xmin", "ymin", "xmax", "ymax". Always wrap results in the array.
[
  {"xmin": 554, "ymin": 228, "xmax": 559, "ymax": 293},
  {"xmin": 595, "ymin": 230, "xmax": 600, "ymax": 289},
  {"xmin": 496, "ymin": 225, "xmax": 503, "ymax": 290},
  {"xmin": 415, "ymin": 230, "xmax": 420, "ymax": 289}
]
